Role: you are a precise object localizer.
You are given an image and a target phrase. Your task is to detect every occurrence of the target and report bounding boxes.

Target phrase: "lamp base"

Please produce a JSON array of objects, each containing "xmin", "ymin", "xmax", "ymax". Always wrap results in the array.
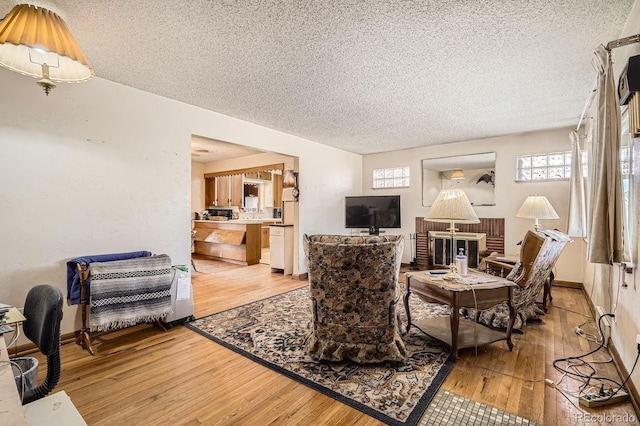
[{"xmin": 442, "ymin": 263, "xmax": 461, "ymax": 281}]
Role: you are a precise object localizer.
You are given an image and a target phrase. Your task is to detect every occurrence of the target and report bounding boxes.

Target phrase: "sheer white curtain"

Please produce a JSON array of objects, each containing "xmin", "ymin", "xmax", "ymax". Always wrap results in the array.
[
  {"xmin": 567, "ymin": 131, "xmax": 586, "ymax": 237},
  {"xmin": 587, "ymin": 45, "xmax": 624, "ymax": 264},
  {"xmin": 633, "ymin": 136, "xmax": 639, "ymax": 270}
]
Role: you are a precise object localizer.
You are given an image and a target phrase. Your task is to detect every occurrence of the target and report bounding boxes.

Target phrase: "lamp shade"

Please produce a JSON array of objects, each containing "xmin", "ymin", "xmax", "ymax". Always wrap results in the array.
[
  {"xmin": 516, "ymin": 195, "xmax": 559, "ymax": 220},
  {"xmin": 450, "ymin": 169, "xmax": 465, "ymax": 180},
  {"xmin": 0, "ymin": 4, "xmax": 93, "ymax": 82},
  {"xmin": 425, "ymin": 188, "xmax": 480, "ymax": 224}
]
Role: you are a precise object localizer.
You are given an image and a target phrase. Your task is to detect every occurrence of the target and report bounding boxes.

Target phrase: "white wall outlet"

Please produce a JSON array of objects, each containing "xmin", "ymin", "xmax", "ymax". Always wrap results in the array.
[
  {"xmin": 624, "ymin": 262, "xmax": 634, "ymax": 274},
  {"xmin": 595, "ymin": 306, "xmax": 611, "ymax": 345},
  {"xmin": 636, "ymin": 334, "xmax": 640, "ymax": 345}
]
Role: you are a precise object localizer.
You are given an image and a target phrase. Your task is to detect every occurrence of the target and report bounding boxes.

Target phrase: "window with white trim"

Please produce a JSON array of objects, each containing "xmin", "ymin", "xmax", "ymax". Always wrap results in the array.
[
  {"xmin": 620, "ymin": 111, "xmax": 633, "ymax": 259},
  {"xmin": 372, "ymin": 167, "xmax": 410, "ymax": 189}
]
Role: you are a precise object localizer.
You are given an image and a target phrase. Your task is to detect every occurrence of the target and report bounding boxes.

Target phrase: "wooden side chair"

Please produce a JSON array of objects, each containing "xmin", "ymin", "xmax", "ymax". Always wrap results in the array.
[{"xmin": 466, "ymin": 230, "xmax": 571, "ymax": 330}]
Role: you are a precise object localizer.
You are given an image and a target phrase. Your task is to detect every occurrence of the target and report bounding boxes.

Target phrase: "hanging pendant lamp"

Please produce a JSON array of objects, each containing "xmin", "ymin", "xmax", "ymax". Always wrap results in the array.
[{"xmin": 0, "ymin": 4, "xmax": 94, "ymax": 95}]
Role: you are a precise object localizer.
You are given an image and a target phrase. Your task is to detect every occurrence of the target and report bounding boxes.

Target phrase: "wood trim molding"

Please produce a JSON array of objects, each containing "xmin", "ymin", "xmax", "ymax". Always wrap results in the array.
[
  {"xmin": 553, "ymin": 280, "xmax": 582, "ymax": 289},
  {"xmin": 581, "ymin": 288, "xmax": 640, "ymax": 415},
  {"xmin": 204, "ymin": 163, "xmax": 285, "ymax": 179},
  {"xmin": 608, "ymin": 340, "xmax": 640, "ymax": 417},
  {"xmin": 12, "ymin": 331, "xmax": 77, "ymax": 356}
]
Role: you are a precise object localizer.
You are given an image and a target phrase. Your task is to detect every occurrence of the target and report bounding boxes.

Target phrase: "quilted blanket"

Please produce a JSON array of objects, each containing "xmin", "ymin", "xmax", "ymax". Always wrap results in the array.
[{"xmin": 89, "ymin": 254, "xmax": 173, "ymax": 332}]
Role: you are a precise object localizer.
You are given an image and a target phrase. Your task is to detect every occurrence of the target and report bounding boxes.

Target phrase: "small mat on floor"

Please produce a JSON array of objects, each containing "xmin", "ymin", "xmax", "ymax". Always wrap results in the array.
[
  {"xmin": 186, "ymin": 286, "xmax": 454, "ymax": 426},
  {"xmin": 420, "ymin": 390, "xmax": 539, "ymax": 426}
]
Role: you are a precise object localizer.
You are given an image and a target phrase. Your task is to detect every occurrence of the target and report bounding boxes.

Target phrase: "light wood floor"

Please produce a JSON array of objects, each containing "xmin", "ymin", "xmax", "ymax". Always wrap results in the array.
[{"xmin": 24, "ymin": 257, "xmax": 639, "ymax": 425}]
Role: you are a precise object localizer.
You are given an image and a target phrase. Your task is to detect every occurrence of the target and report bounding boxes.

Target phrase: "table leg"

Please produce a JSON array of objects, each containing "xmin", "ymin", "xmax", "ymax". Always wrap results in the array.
[
  {"xmin": 450, "ymin": 296, "xmax": 459, "ymax": 358},
  {"xmin": 542, "ymin": 271, "xmax": 554, "ymax": 312},
  {"xmin": 505, "ymin": 289, "xmax": 515, "ymax": 351},
  {"xmin": 403, "ymin": 281, "xmax": 412, "ymax": 334}
]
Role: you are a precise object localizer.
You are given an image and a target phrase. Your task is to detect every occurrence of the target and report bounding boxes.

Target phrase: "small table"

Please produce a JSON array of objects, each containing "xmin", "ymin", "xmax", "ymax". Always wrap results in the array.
[
  {"xmin": 0, "ymin": 333, "xmax": 28, "ymax": 425},
  {"xmin": 2, "ymin": 307, "xmax": 27, "ymax": 356},
  {"xmin": 404, "ymin": 271, "xmax": 516, "ymax": 359}
]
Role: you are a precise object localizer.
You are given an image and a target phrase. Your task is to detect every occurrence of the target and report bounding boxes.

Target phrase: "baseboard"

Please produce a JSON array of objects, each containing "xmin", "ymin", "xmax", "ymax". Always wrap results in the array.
[
  {"xmin": 293, "ymin": 272, "xmax": 308, "ymax": 280},
  {"xmin": 10, "ymin": 331, "xmax": 77, "ymax": 356},
  {"xmin": 581, "ymin": 287, "xmax": 639, "ymax": 415},
  {"xmin": 553, "ymin": 280, "xmax": 582, "ymax": 289},
  {"xmin": 608, "ymin": 340, "xmax": 640, "ymax": 417}
]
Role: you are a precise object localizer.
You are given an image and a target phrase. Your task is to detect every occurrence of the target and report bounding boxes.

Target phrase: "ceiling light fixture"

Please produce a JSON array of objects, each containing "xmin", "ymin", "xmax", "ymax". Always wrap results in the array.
[
  {"xmin": 0, "ymin": 4, "xmax": 94, "ymax": 95},
  {"xmin": 450, "ymin": 169, "xmax": 465, "ymax": 180}
]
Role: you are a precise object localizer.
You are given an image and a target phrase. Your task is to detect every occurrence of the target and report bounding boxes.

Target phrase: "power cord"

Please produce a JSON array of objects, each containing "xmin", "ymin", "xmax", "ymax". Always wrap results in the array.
[
  {"xmin": 551, "ymin": 313, "xmax": 638, "ymax": 401},
  {"xmin": 7, "ymin": 325, "xmax": 20, "ymax": 348},
  {"xmin": 551, "ymin": 304, "xmax": 592, "ymax": 319}
]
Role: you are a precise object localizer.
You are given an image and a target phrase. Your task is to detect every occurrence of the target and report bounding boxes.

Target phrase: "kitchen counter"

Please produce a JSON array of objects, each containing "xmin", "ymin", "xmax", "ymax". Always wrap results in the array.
[
  {"xmin": 193, "ymin": 219, "xmax": 282, "ymax": 224},
  {"xmin": 193, "ymin": 221, "xmax": 262, "ymax": 265}
]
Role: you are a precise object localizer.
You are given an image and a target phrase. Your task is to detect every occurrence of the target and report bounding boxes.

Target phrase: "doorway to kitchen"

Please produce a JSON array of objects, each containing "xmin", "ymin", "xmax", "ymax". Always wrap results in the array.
[{"xmin": 191, "ymin": 135, "xmax": 297, "ymax": 275}]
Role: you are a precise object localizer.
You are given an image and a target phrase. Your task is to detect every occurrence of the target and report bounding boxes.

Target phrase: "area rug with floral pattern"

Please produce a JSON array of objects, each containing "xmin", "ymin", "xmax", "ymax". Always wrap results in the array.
[{"xmin": 186, "ymin": 286, "xmax": 453, "ymax": 426}]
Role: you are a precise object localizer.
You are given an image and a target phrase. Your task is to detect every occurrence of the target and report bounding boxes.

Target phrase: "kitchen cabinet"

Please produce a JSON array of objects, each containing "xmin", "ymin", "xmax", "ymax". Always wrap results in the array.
[
  {"xmin": 245, "ymin": 171, "xmax": 272, "ymax": 180},
  {"xmin": 216, "ymin": 176, "xmax": 229, "ymax": 206},
  {"xmin": 230, "ymin": 175, "xmax": 243, "ymax": 206},
  {"xmin": 261, "ymin": 226, "xmax": 270, "ymax": 248},
  {"xmin": 273, "ymin": 174, "xmax": 283, "ymax": 207},
  {"xmin": 260, "ymin": 220, "xmax": 279, "ymax": 248},
  {"xmin": 270, "ymin": 224, "xmax": 293, "ymax": 275},
  {"xmin": 215, "ymin": 175, "xmax": 243, "ymax": 207},
  {"xmin": 205, "ymin": 178, "xmax": 216, "ymax": 208}
]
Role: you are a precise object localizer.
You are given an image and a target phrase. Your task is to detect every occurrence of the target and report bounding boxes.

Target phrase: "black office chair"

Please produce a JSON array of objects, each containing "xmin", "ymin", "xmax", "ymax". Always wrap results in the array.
[{"xmin": 21, "ymin": 284, "xmax": 63, "ymax": 404}]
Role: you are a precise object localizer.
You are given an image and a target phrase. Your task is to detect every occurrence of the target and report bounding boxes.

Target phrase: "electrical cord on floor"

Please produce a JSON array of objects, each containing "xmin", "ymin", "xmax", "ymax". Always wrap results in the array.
[
  {"xmin": 550, "ymin": 304, "xmax": 592, "ymax": 318},
  {"xmin": 602, "ymin": 351, "xmax": 640, "ymax": 401},
  {"xmin": 551, "ymin": 313, "xmax": 631, "ymax": 399},
  {"xmin": 545, "ymin": 377, "xmax": 584, "ymax": 411},
  {"xmin": 575, "ymin": 318, "xmax": 605, "ymax": 344}
]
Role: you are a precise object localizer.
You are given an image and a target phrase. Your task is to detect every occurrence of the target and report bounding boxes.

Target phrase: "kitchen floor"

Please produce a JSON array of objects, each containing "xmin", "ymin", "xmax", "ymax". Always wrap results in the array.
[{"xmin": 260, "ymin": 247, "xmax": 270, "ymax": 265}]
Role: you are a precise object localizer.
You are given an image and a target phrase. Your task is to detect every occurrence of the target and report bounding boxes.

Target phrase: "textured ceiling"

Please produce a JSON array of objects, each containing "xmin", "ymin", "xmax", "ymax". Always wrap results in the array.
[
  {"xmin": 1, "ymin": 0, "xmax": 636, "ymax": 155},
  {"xmin": 191, "ymin": 135, "xmax": 265, "ymax": 162}
]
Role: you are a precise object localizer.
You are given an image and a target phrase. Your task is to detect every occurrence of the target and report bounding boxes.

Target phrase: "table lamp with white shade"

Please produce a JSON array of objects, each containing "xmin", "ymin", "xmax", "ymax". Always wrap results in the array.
[
  {"xmin": 515, "ymin": 195, "xmax": 559, "ymax": 231},
  {"xmin": 425, "ymin": 188, "xmax": 480, "ymax": 280}
]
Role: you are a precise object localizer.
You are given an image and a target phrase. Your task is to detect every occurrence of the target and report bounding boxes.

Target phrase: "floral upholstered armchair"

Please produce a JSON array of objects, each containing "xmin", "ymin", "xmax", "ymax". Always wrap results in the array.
[
  {"xmin": 465, "ymin": 229, "xmax": 571, "ymax": 330},
  {"xmin": 303, "ymin": 234, "xmax": 407, "ymax": 363}
]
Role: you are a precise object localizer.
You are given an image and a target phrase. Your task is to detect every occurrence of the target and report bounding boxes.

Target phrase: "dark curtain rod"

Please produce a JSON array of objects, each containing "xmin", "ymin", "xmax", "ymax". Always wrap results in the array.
[
  {"xmin": 606, "ymin": 33, "xmax": 640, "ymax": 51},
  {"xmin": 575, "ymin": 33, "xmax": 640, "ymax": 131}
]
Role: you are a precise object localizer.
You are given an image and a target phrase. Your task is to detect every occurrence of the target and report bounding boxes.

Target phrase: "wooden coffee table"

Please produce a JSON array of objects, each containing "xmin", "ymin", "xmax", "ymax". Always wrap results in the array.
[{"xmin": 404, "ymin": 270, "xmax": 516, "ymax": 359}]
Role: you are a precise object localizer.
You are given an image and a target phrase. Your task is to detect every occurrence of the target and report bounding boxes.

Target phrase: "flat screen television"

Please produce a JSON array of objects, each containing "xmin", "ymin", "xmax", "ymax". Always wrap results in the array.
[{"xmin": 345, "ymin": 195, "xmax": 401, "ymax": 234}]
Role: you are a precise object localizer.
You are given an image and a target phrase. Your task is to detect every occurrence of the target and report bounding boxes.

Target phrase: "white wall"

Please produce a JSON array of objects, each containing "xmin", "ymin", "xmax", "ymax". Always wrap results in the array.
[
  {"xmin": 191, "ymin": 161, "xmax": 205, "ymax": 216},
  {"xmin": 583, "ymin": 0, "xmax": 640, "ymax": 398},
  {"xmin": 363, "ymin": 127, "xmax": 582, "ymax": 283},
  {"xmin": 0, "ymin": 68, "xmax": 361, "ymax": 338}
]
